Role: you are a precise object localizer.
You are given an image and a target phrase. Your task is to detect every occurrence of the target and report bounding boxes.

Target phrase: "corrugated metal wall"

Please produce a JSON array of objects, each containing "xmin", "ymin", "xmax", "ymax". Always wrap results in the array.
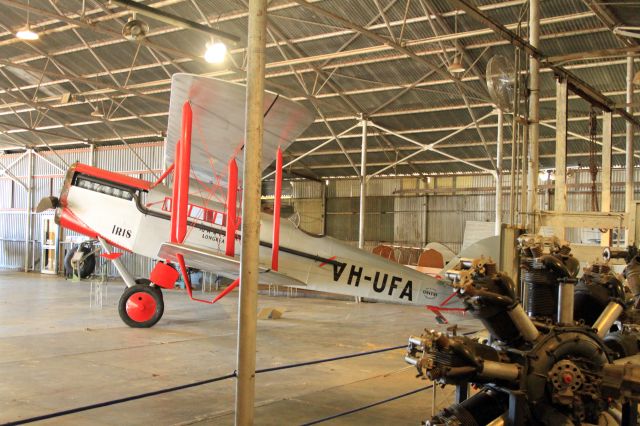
[
  {"xmin": 308, "ymin": 170, "xmax": 639, "ymax": 254},
  {"xmin": 2, "ymin": 140, "xmax": 639, "ymax": 272},
  {"xmin": 0, "ymin": 143, "xmax": 163, "ymax": 273}
]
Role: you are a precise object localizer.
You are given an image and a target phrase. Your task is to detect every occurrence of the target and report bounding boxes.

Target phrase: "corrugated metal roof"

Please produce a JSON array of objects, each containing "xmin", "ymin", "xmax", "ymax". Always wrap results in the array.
[{"xmin": 0, "ymin": 0, "xmax": 636, "ymax": 178}]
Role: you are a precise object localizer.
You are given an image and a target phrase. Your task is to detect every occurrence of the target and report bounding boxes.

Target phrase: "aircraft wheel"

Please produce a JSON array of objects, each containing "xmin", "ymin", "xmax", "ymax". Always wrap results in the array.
[
  {"xmin": 118, "ymin": 284, "xmax": 164, "ymax": 328},
  {"xmin": 134, "ymin": 278, "xmax": 162, "ymax": 298}
]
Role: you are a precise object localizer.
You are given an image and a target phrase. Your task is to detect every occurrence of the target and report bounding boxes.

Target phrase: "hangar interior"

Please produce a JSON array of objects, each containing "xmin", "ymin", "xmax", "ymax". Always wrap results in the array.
[{"xmin": 1, "ymin": 0, "xmax": 640, "ymax": 424}]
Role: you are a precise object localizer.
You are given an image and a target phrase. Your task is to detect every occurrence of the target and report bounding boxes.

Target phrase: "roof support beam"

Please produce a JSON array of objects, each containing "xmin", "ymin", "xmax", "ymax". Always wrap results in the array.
[
  {"xmin": 289, "ymin": 0, "xmax": 489, "ymax": 103},
  {"xmin": 0, "ymin": 17, "xmax": 605, "ymax": 115},
  {"xmin": 451, "ymin": 0, "xmax": 640, "ymax": 127},
  {"xmin": 549, "ymin": 45, "xmax": 640, "ymax": 64},
  {"xmin": 367, "ymin": 111, "xmax": 494, "ymax": 178},
  {"xmin": 110, "ymin": 0, "xmax": 240, "ymax": 44},
  {"xmin": 0, "ymin": 150, "xmax": 28, "ymax": 189}
]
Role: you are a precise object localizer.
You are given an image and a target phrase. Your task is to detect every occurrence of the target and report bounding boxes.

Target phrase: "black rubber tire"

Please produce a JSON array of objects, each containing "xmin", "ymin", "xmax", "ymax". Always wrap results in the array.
[
  {"xmin": 64, "ymin": 246, "xmax": 96, "ymax": 278},
  {"xmin": 63, "ymin": 247, "xmax": 75, "ymax": 278},
  {"xmin": 135, "ymin": 278, "xmax": 163, "ymax": 298},
  {"xmin": 118, "ymin": 284, "xmax": 164, "ymax": 328}
]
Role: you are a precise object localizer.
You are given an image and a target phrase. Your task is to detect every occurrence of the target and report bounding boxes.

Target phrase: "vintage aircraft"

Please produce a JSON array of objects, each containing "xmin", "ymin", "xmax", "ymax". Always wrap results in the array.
[{"xmin": 37, "ymin": 74, "xmax": 468, "ymax": 328}]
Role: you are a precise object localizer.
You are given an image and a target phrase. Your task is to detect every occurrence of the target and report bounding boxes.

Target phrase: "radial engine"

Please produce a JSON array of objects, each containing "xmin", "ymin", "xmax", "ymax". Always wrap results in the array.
[{"xmin": 406, "ymin": 238, "xmax": 640, "ymax": 425}]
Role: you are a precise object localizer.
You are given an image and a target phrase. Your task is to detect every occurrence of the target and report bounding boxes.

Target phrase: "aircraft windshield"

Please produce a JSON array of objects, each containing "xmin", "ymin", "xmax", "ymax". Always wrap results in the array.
[
  {"xmin": 75, "ymin": 176, "xmax": 134, "ymax": 201},
  {"xmin": 161, "ymin": 197, "xmax": 224, "ymax": 226}
]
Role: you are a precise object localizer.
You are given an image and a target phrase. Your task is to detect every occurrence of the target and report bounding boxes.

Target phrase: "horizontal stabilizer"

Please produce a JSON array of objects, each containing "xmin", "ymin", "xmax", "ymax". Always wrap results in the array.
[{"xmin": 158, "ymin": 242, "xmax": 306, "ymax": 287}]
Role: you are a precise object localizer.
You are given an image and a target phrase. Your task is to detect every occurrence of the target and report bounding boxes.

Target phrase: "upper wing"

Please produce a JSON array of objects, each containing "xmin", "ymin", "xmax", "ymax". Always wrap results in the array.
[
  {"xmin": 165, "ymin": 74, "xmax": 314, "ymax": 185},
  {"xmin": 157, "ymin": 242, "xmax": 307, "ymax": 287}
]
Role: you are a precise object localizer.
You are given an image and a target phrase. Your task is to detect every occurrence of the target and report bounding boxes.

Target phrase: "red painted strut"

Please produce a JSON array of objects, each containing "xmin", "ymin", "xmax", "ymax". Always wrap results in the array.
[
  {"xmin": 175, "ymin": 253, "xmax": 239, "ymax": 304},
  {"xmin": 271, "ymin": 147, "xmax": 283, "ymax": 271},
  {"xmin": 170, "ymin": 141, "xmax": 181, "ymax": 243},
  {"xmin": 151, "ymin": 163, "xmax": 175, "ymax": 189},
  {"xmin": 225, "ymin": 158, "xmax": 238, "ymax": 256},
  {"xmin": 175, "ymin": 102, "xmax": 192, "ymax": 244}
]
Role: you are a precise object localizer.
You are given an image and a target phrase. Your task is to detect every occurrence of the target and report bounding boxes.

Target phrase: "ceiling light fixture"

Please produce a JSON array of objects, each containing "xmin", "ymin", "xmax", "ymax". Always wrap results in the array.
[
  {"xmin": 16, "ymin": 28, "xmax": 38, "ymax": 40},
  {"xmin": 204, "ymin": 40, "xmax": 227, "ymax": 64},
  {"xmin": 448, "ymin": 56, "xmax": 465, "ymax": 74},
  {"xmin": 448, "ymin": 11, "xmax": 464, "ymax": 74},
  {"xmin": 90, "ymin": 107, "xmax": 104, "ymax": 118},
  {"xmin": 122, "ymin": 12, "xmax": 149, "ymax": 41},
  {"xmin": 16, "ymin": 0, "xmax": 39, "ymax": 40}
]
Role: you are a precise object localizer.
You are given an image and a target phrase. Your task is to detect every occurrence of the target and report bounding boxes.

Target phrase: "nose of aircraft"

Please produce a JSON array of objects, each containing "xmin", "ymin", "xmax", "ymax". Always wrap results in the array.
[{"xmin": 36, "ymin": 196, "xmax": 60, "ymax": 213}]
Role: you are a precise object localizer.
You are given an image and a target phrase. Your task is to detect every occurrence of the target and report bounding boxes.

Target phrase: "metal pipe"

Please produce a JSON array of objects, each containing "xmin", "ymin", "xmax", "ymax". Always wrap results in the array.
[
  {"xmin": 557, "ymin": 279, "xmax": 575, "ymax": 325},
  {"xmin": 109, "ymin": 0, "xmax": 240, "ymax": 44},
  {"xmin": 89, "ymin": 143, "xmax": 95, "ymax": 167},
  {"xmin": 554, "ymin": 77, "xmax": 568, "ymax": 238},
  {"xmin": 356, "ymin": 116, "xmax": 368, "ymax": 304},
  {"xmin": 625, "ymin": 55, "xmax": 634, "ymax": 245},
  {"xmin": 359, "ymin": 116, "xmax": 367, "ymax": 250},
  {"xmin": 480, "ymin": 360, "xmax": 520, "ymax": 381},
  {"xmin": 235, "ymin": 0, "xmax": 267, "ymax": 422},
  {"xmin": 24, "ymin": 149, "xmax": 33, "ymax": 272},
  {"xmin": 520, "ymin": 121, "xmax": 529, "ymax": 227},
  {"xmin": 97, "ymin": 236, "xmax": 136, "ymax": 287},
  {"xmin": 508, "ymin": 304, "xmax": 540, "ymax": 342},
  {"xmin": 495, "ymin": 109, "xmax": 503, "ymax": 236},
  {"xmin": 509, "ymin": 45, "xmax": 521, "ymax": 226},
  {"xmin": 602, "ymin": 111, "xmax": 613, "ymax": 246},
  {"xmin": 527, "ymin": 0, "xmax": 540, "ymax": 231},
  {"xmin": 593, "ymin": 301, "xmax": 624, "ymax": 338}
]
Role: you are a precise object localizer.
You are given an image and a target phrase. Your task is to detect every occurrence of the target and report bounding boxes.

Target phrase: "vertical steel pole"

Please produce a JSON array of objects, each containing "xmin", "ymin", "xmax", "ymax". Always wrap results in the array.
[
  {"xmin": 520, "ymin": 124, "xmax": 529, "ymax": 227},
  {"xmin": 554, "ymin": 77, "xmax": 568, "ymax": 239},
  {"xmin": 24, "ymin": 149, "xmax": 34, "ymax": 272},
  {"xmin": 526, "ymin": 0, "xmax": 540, "ymax": 231},
  {"xmin": 89, "ymin": 143, "xmax": 95, "ymax": 166},
  {"xmin": 359, "ymin": 115, "xmax": 368, "ymax": 250},
  {"xmin": 509, "ymin": 46, "xmax": 521, "ymax": 226},
  {"xmin": 626, "ymin": 56, "xmax": 635, "ymax": 245},
  {"xmin": 495, "ymin": 110, "xmax": 504, "ymax": 236},
  {"xmin": 235, "ymin": 0, "xmax": 267, "ymax": 423},
  {"xmin": 602, "ymin": 111, "xmax": 613, "ymax": 247},
  {"xmin": 357, "ymin": 115, "xmax": 368, "ymax": 304}
]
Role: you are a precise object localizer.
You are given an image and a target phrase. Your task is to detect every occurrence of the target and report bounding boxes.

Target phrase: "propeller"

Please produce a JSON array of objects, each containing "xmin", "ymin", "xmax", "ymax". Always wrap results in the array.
[{"xmin": 36, "ymin": 196, "xmax": 60, "ymax": 213}]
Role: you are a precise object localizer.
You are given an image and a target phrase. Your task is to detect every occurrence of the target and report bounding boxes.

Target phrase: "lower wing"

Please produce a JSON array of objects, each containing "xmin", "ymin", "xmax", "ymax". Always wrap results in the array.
[{"xmin": 157, "ymin": 242, "xmax": 307, "ymax": 288}]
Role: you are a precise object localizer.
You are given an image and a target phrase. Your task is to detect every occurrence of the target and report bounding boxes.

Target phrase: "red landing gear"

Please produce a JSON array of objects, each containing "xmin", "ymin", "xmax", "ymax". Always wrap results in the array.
[{"xmin": 118, "ymin": 283, "xmax": 164, "ymax": 328}]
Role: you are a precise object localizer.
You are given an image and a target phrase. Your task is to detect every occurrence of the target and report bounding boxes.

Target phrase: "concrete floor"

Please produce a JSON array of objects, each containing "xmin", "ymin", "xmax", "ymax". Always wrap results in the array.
[{"xmin": 0, "ymin": 271, "xmax": 479, "ymax": 425}]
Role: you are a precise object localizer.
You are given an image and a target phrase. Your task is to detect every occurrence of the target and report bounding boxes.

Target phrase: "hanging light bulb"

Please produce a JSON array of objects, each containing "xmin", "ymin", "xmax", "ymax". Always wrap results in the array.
[
  {"xmin": 16, "ymin": 0, "xmax": 39, "ymax": 40},
  {"xmin": 16, "ymin": 28, "xmax": 38, "ymax": 40},
  {"xmin": 90, "ymin": 106, "xmax": 104, "ymax": 118},
  {"xmin": 204, "ymin": 41, "xmax": 227, "ymax": 64},
  {"xmin": 447, "ymin": 12, "xmax": 464, "ymax": 74},
  {"xmin": 448, "ymin": 56, "xmax": 465, "ymax": 74}
]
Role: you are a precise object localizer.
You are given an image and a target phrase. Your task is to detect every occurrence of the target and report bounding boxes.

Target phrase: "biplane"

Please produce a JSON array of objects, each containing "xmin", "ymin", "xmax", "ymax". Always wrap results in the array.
[{"xmin": 38, "ymin": 74, "xmax": 467, "ymax": 328}]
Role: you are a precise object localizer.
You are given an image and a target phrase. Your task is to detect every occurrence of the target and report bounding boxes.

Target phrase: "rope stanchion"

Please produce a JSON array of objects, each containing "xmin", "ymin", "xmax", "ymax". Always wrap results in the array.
[{"xmin": 300, "ymin": 385, "xmax": 433, "ymax": 426}]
